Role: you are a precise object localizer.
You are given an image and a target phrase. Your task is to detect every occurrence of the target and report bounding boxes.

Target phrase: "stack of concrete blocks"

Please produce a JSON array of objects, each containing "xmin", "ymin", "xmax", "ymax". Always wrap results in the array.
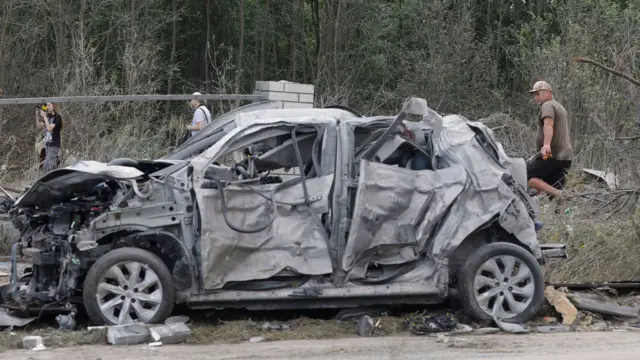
[{"xmin": 254, "ymin": 80, "xmax": 314, "ymax": 109}]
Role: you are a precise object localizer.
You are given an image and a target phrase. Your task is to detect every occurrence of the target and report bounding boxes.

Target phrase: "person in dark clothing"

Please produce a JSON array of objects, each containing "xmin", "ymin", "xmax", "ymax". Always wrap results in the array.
[{"xmin": 37, "ymin": 102, "xmax": 63, "ymax": 173}]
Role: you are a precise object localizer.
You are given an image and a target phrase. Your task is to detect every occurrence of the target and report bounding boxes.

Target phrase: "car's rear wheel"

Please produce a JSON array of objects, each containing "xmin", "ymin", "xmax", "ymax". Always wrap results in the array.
[
  {"xmin": 82, "ymin": 247, "xmax": 175, "ymax": 325},
  {"xmin": 457, "ymin": 242, "xmax": 544, "ymax": 323}
]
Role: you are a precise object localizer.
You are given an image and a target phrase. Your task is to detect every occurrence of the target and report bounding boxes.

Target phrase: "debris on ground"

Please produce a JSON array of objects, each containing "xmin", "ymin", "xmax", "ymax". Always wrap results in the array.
[
  {"xmin": 472, "ymin": 327, "xmax": 501, "ymax": 335},
  {"xmin": 581, "ymin": 168, "xmax": 619, "ymax": 189},
  {"xmin": 56, "ymin": 311, "xmax": 76, "ymax": 331},
  {"xmin": 107, "ymin": 324, "xmax": 151, "ymax": 346},
  {"xmin": 260, "ymin": 321, "xmax": 291, "ymax": 331},
  {"xmin": 249, "ymin": 336, "xmax": 266, "ymax": 343},
  {"xmin": 356, "ymin": 315, "xmax": 375, "ymax": 337},
  {"xmin": 149, "ymin": 322, "xmax": 192, "ymax": 345},
  {"xmin": 493, "ymin": 316, "xmax": 530, "ymax": 334},
  {"xmin": 567, "ymin": 293, "xmax": 640, "ymax": 318},
  {"xmin": 22, "ymin": 335, "xmax": 44, "ymax": 350},
  {"xmin": 335, "ymin": 307, "xmax": 386, "ymax": 321},
  {"xmin": 449, "ymin": 323, "xmax": 473, "ymax": 334},
  {"xmin": 165, "ymin": 315, "xmax": 191, "ymax": 325},
  {"xmin": 544, "ymin": 286, "xmax": 578, "ymax": 325},
  {"xmin": 536, "ymin": 325, "xmax": 571, "ymax": 333},
  {"xmin": 0, "ymin": 307, "xmax": 36, "ymax": 328},
  {"xmin": 407, "ymin": 312, "xmax": 457, "ymax": 335}
]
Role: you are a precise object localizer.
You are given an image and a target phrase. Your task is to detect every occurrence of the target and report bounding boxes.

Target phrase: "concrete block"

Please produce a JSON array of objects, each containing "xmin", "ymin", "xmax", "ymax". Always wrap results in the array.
[
  {"xmin": 255, "ymin": 81, "xmax": 285, "ymax": 92},
  {"xmin": 284, "ymin": 83, "xmax": 314, "ymax": 94},
  {"xmin": 149, "ymin": 322, "xmax": 191, "ymax": 345},
  {"xmin": 22, "ymin": 336, "xmax": 43, "ymax": 350},
  {"xmin": 283, "ymin": 101, "xmax": 313, "ymax": 109},
  {"xmin": 107, "ymin": 324, "xmax": 151, "ymax": 345},
  {"xmin": 265, "ymin": 91, "xmax": 299, "ymax": 102},
  {"xmin": 298, "ymin": 94, "xmax": 314, "ymax": 103}
]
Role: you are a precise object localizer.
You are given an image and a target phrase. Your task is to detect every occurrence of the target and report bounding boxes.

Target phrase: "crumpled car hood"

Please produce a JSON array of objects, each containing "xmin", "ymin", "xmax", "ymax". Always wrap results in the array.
[{"xmin": 12, "ymin": 161, "xmax": 144, "ymax": 208}]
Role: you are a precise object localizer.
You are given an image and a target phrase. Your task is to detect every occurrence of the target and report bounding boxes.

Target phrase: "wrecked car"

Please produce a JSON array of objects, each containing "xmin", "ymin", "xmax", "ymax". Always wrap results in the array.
[{"xmin": 0, "ymin": 98, "xmax": 566, "ymax": 326}]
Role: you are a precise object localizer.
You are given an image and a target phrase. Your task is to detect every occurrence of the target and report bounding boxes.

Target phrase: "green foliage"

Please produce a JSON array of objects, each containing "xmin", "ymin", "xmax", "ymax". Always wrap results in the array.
[{"xmin": 0, "ymin": 0, "xmax": 640, "ymax": 180}]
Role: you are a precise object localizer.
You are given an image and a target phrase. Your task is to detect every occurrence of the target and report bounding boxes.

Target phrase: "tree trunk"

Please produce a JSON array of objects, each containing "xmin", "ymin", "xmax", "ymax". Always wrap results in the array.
[
  {"xmin": 290, "ymin": 2, "xmax": 296, "ymax": 82},
  {"xmin": 300, "ymin": 0, "xmax": 306, "ymax": 82},
  {"xmin": 312, "ymin": 0, "xmax": 320, "ymax": 58},
  {"xmin": 0, "ymin": 1, "xmax": 9, "ymax": 95},
  {"xmin": 167, "ymin": 0, "xmax": 178, "ymax": 105},
  {"xmin": 235, "ymin": 0, "xmax": 245, "ymax": 93},
  {"xmin": 205, "ymin": 0, "xmax": 211, "ymax": 90},
  {"xmin": 333, "ymin": 0, "xmax": 345, "ymax": 76},
  {"xmin": 259, "ymin": 0, "xmax": 270, "ymax": 81}
]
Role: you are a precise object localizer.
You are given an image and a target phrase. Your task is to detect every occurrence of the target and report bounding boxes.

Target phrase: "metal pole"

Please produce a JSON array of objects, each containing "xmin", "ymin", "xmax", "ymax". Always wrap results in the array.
[{"xmin": 0, "ymin": 93, "xmax": 268, "ymax": 106}]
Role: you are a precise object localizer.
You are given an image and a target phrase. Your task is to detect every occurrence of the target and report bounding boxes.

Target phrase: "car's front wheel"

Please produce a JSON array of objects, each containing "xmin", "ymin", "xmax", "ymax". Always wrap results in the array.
[
  {"xmin": 457, "ymin": 242, "xmax": 544, "ymax": 323},
  {"xmin": 82, "ymin": 247, "xmax": 175, "ymax": 325}
]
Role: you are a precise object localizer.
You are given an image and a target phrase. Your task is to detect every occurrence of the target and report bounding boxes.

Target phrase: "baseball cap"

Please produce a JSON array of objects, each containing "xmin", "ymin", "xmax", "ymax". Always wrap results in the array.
[{"xmin": 528, "ymin": 81, "xmax": 552, "ymax": 93}]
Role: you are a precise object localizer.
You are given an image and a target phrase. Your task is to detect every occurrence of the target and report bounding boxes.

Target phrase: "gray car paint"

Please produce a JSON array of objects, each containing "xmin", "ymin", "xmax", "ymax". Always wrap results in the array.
[{"xmin": 2, "ymin": 97, "xmax": 546, "ymax": 318}]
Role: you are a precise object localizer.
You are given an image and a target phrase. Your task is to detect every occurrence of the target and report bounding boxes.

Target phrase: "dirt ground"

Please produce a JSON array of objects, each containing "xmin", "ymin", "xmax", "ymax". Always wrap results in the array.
[{"xmin": 4, "ymin": 332, "xmax": 640, "ymax": 360}]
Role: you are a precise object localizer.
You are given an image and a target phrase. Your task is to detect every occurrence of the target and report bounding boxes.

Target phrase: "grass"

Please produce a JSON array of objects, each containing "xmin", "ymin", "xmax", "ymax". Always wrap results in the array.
[
  {"xmin": 536, "ymin": 170, "xmax": 640, "ymax": 283},
  {"xmin": 0, "ymin": 310, "xmax": 419, "ymax": 353}
]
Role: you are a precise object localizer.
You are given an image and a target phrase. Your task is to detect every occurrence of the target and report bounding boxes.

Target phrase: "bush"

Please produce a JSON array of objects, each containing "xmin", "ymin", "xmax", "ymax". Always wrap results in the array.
[{"xmin": 0, "ymin": 221, "xmax": 17, "ymax": 256}]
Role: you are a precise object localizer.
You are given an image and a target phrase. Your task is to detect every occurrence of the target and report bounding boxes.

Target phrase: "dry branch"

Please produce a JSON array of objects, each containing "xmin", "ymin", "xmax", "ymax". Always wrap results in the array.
[{"xmin": 574, "ymin": 56, "xmax": 640, "ymax": 87}]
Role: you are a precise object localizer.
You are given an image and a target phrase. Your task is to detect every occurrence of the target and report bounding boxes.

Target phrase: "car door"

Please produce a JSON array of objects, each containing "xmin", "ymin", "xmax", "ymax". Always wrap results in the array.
[
  {"xmin": 341, "ymin": 135, "xmax": 468, "ymax": 283},
  {"xmin": 191, "ymin": 120, "xmax": 336, "ymax": 290}
]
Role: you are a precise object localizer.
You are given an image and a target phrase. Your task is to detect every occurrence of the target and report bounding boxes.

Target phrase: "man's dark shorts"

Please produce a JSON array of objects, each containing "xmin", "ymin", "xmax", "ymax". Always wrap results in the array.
[{"xmin": 527, "ymin": 157, "xmax": 572, "ymax": 189}]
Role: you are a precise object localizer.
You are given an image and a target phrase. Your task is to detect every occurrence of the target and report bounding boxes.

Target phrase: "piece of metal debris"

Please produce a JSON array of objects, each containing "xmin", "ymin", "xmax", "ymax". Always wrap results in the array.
[
  {"xmin": 165, "ymin": 315, "xmax": 191, "ymax": 325},
  {"xmin": 335, "ymin": 307, "xmax": 385, "ymax": 321},
  {"xmin": 23, "ymin": 336, "xmax": 43, "ymax": 350},
  {"xmin": 568, "ymin": 294, "xmax": 640, "ymax": 318},
  {"xmin": 544, "ymin": 286, "xmax": 578, "ymax": 325},
  {"xmin": 356, "ymin": 315, "xmax": 375, "ymax": 337},
  {"xmin": 536, "ymin": 325, "xmax": 571, "ymax": 333},
  {"xmin": 56, "ymin": 311, "xmax": 76, "ymax": 331},
  {"xmin": 149, "ymin": 322, "xmax": 191, "ymax": 345},
  {"xmin": 261, "ymin": 321, "xmax": 291, "ymax": 331},
  {"xmin": 582, "ymin": 168, "xmax": 619, "ymax": 189},
  {"xmin": 450, "ymin": 323, "xmax": 473, "ymax": 334},
  {"xmin": 0, "ymin": 307, "xmax": 36, "ymax": 328},
  {"xmin": 473, "ymin": 327, "xmax": 501, "ymax": 335},
  {"xmin": 107, "ymin": 324, "xmax": 151, "ymax": 346},
  {"xmin": 249, "ymin": 336, "xmax": 265, "ymax": 343},
  {"xmin": 408, "ymin": 312, "xmax": 458, "ymax": 335},
  {"xmin": 493, "ymin": 316, "xmax": 530, "ymax": 334}
]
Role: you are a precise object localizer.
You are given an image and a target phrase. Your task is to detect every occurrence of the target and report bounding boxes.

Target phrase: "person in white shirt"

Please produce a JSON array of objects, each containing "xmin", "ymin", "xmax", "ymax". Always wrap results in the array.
[{"xmin": 186, "ymin": 92, "xmax": 211, "ymax": 136}]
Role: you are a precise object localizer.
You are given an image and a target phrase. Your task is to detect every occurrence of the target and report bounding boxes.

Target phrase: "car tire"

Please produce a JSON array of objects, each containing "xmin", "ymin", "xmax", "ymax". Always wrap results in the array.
[
  {"xmin": 457, "ymin": 242, "xmax": 544, "ymax": 323},
  {"xmin": 82, "ymin": 247, "xmax": 175, "ymax": 326}
]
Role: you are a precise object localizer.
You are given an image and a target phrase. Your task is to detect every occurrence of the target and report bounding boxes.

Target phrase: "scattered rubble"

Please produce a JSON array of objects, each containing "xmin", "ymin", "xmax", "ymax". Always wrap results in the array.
[
  {"xmin": 544, "ymin": 286, "xmax": 578, "ymax": 325},
  {"xmin": 149, "ymin": 322, "xmax": 192, "ymax": 345},
  {"xmin": 107, "ymin": 324, "xmax": 151, "ymax": 346},
  {"xmin": 356, "ymin": 315, "xmax": 375, "ymax": 337},
  {"xmin": 335, "ymin": 307, "xmax": 386, "ymax": 321},
  {"xmin": 249, "ymin": 336, "xmax": 266, "ymax": 343},
  {"xmin": 0, "ymin": 307, "xmax": 36, "ymax": 328},
  {"xmin": 407, "ymin": 312, "xmax": 458, "ymax": 335},
  {"xmin": 260, "ymin": 321, "xmax": 291, "ymax": 331},
  {"xmin": 472, "ymin": 327, "xmax": 501, "ymax": 335},
  {"xmin": 567, "ymin": 293, "xmax": 640, "ymax": 318},
  {"xmin": 55, "ymin": 311, "xmax": 76, "ymax": 331},
  {"xmin": 493, "ymin": 316, "xmax": 530, "ymax": 334},
  {"xmin": 536, "ymin": 325, "xmax": 571, "ymax": 333},
  {"xmin": 22, "ymin": 335, "xmax": 44, "ymax": 350},
  {"xmin": 165, "ymin": 315, "xmax": 191, "ymax": 325}
]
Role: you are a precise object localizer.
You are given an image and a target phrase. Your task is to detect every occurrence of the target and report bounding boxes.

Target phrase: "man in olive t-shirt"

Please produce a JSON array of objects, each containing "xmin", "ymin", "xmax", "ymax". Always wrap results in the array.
[{"xmin": 526, "ymin": 81, "xmax": 573, "ymax": 198}]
